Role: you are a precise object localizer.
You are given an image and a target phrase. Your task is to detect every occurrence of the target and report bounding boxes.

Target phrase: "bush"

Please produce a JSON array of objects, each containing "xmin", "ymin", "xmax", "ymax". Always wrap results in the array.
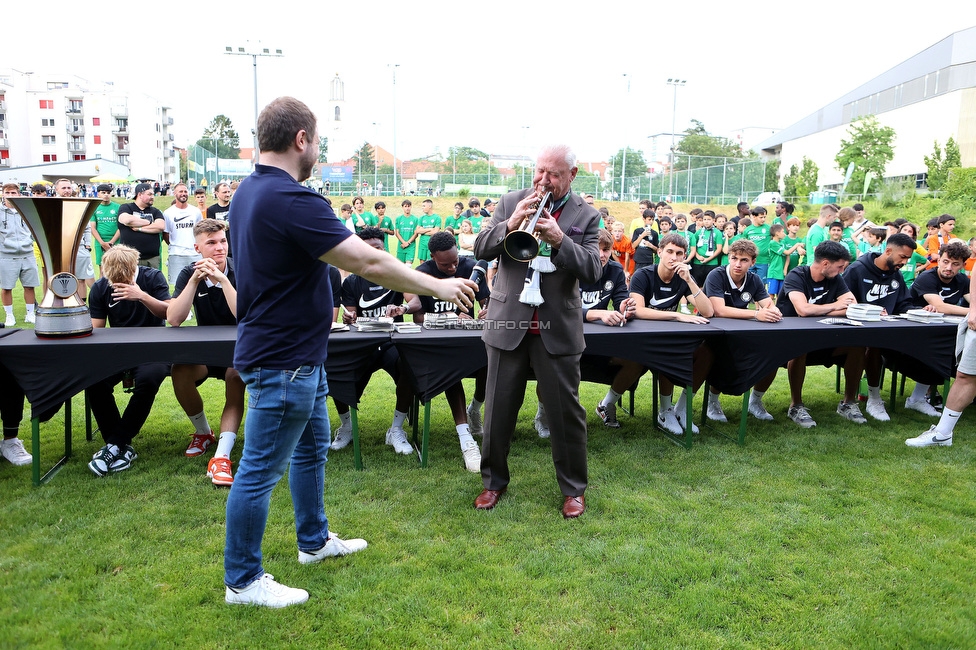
[{"xmin": 941, "ymin": 167, "xmax": 976, "ymax": 206}]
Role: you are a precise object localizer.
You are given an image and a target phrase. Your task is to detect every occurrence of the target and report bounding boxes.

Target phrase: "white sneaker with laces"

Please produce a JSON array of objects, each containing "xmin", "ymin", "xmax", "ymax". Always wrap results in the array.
[
  {"xmin": 24, "ymin": 312, "xmax": 35, "ymax": 325},
  {"xmin": 788, "ymin": 404, "xmax": 816, "ymax": 428},
  {"xmin": 905, "ymin": 425, "xmax": 953, "ymax": 447},
  {"xmin": 385, "ymin": 425, "xmax": 413, "ymax": 455},
  {"xmin": 0, "ymin": 438, "xmax": 32, "ymax": 466},
  {"xmin": 706, "ymin": 400, "xmax": 727, "ymax": 422},
  {"xmin": 905, "ymin": 397, "xmax": 940, "ymax": 417},
  {"xmin": 748, "ymin": 399, "xmax": 774, "ymax": 421},
  {"xmin": 4, "ymin": 314, "xmax": 15, "ymax": 328},
  {"xmin": 461, "ymin": 439, "xmax": 481, "ymax": 473},
  {"xmin": 837, "ymin": 401, "xmax": 868, "ymax": 424},
  {"xmin": 225, "ymin": 573, "xmax": 309, "ymax": 608},
  {"xmin": 298, "ymin": 533, "xmax": 368, "ymax": 564},
  {"xmin": 674, "ymin": 407, "xmax": 699, "ymax": 434},
  {"xmin": 331, "ymin": 421, "xmax": 353, "ymax": 450},
  {"xmin": 534, "ymin": 415, "xmax": 550, "ymax": 439},
  {"xmin": 466, "ymin": 404, "xmax": 483, "ymax": 436},
  {"xmin": 657, "ymin": 408, "xmax": 684, "ymax": 435},
  {"xmin": 864, "ymin": 398, "xmax": 890, "ymax": 422}
]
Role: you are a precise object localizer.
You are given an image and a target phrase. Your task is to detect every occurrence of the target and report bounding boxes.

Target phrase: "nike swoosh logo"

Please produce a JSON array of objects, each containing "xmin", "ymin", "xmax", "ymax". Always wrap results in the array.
[
  {"xmin": 109, "ymin": 301, "xmax": 120, "ymax": 308},
  {"xmin": 197, "ymin": 292, "xmax": 209, "ymax": 298},
  {"xmin": 647, "ymin": 296, "xmax": 674, "ymax": 307},
  {"xmin": 360, "ymin": 290, "xmax": 392, "ymax": 309},
  {"xmin": 931, "ymin": 436, "xmax": 952, "ymax": 442},
  {"xmin": 582, "ymin": 298, "xmax": 601, "ymax": 309}
]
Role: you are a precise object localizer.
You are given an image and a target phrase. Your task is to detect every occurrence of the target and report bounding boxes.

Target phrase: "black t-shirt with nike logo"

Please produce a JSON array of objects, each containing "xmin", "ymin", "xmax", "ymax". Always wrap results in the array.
[
  {"xmin": 173, "ymin": 258, "xmax": 236, "ymax": 326},
  {"xmin": 89, "ymin": 266, "xmax": 171, "ymax": 327}
]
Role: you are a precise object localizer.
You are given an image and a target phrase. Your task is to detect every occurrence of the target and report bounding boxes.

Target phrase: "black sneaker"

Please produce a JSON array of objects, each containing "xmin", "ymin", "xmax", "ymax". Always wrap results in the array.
[
  {"xmin": 109, "ymin": 445, "xmax": 138, "ymax": 473},
  {"xmin": 596, "ymin": 403, "xmax": 620, "ymax": 428},
  {"xmin": 89, "ymin": 444, "xmax": 120, "ymax": 477}
]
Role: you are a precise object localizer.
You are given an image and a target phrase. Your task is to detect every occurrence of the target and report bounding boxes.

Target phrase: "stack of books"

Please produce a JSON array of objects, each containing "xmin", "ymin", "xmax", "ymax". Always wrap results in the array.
[
  {"xmin": 355, "ymin": 317, "xmax": 396, "ymax": 332},
  {"xmin": 903, "ymin": 309, "xmax": 944, "ymax": 324},
  {"xmin": 846, "ymin": 304, "xmax": 884, "ymax": 321}
]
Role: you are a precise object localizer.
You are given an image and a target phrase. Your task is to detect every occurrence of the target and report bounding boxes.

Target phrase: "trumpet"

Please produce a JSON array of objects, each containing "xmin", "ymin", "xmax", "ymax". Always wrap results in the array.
[{"xmin": 503, "ymin": 191, "xmax": 552, "ymax": 262}]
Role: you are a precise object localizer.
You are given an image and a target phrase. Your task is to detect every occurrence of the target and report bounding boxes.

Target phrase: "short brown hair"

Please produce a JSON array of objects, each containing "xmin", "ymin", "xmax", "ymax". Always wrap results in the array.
[
  {"xmin": 597, "ymin": 229, "xmax": 613, "ymax": 250},
  {"xmin": 727, "ymin": 239, "xmax": 758, "ymax": 260},
  {"xmin": 257, "ymin": 96, "xmax": 317, "ymax": 154},
  {"xmin": 2, "ymin": 182, "xmax": 19, "ymax": 193},
  {"xmin": 659, "ymin": 232, "xmax": 687, "ymax": 254},
  {"xmin": 941, "ymin": 240, "xmax": 972, "ymax": 262},
  {"xmin": 193, "ymin": 218, "xmax": 228, "ymax": 238}
]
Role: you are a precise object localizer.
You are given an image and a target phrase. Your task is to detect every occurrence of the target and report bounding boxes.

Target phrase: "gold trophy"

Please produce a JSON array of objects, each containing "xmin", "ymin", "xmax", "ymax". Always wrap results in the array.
[{"xmin": 7, "ymin": 197, "xmax": 99, "ymax": 338}]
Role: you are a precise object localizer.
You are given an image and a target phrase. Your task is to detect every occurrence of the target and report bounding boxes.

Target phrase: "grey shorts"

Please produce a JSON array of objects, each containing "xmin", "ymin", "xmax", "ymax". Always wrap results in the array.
[
  {"xmin": 0, "ymin": 256, "xmax": 41, "ymax": 290},
  {"xmin": 139, "ymin": 256, "xmax": 161, "ymax": 270},
  {"xmin": 956, "ymin": 321, "xmax": 976, "ymax": 375},
  {"xmin": 167, "ymin": 253, "xmax": 202, "ymax": 285},
  {"xmin": 75, "ymin": 250, "xmax": 94, "ymax": 280}
]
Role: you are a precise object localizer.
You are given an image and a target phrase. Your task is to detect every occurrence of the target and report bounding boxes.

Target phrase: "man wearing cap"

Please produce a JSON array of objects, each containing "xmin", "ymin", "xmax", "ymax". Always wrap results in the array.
[
  {"xmin": 90, "ymin": 184, "xmax": 120, "ymax": 279},
  {"xmin": 117, "ymin": 182, "xmax": 166, "ymax": 269}
]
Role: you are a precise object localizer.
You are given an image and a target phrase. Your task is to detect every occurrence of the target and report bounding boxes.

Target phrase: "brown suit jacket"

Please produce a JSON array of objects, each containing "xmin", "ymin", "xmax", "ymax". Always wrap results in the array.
[{"xmin": 473, "ymin": 188, "xmax": 601, "ymax": 355}]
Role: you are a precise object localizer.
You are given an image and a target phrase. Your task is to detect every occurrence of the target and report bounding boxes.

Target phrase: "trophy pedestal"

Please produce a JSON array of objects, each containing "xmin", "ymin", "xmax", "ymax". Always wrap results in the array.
[{"xmin": 34, "ymin": 272, "xmax": 92, "ymax": 338}]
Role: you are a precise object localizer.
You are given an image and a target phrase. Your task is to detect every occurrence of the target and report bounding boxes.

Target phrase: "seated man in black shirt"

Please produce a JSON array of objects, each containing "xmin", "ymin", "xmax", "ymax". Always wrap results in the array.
[
  {"xmin": 167, "ymin": 219, "xmax": 243, "ymax": 486},
  {"xmin": 117, "ymin": 183, "xmax": 166, "ymax": 269},
  {"xmin": 331, "ymin": 228, "xmax": 418, "ymax": 459},
  {"xmin": 86, "ymin": 245, "xmax": 171, "ymax": 476},
  {"xmin": 703, "ymin": 239, "xmax": 781, "ymax": 422},
  {"xmin": 405, "ymin": 232, "xmax": 490, "ymax": 472},
  {"xmin": 778, "ymin": 241, "xmax": 865, "ymax": 428},
  {"xmin": 630, "ymin": 233, "xmax": 714, "ymax": 436}
]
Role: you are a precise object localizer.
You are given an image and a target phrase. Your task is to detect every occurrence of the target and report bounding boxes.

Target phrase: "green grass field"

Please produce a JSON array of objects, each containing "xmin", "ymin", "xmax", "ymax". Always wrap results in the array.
[{"xmin": 1, "ymin": 195, "xmax": 974, "ymax": 647}]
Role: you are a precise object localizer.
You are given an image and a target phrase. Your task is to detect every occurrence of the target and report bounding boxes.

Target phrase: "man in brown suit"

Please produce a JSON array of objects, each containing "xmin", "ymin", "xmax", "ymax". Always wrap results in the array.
[{"xmin": 472, "ymin": 145, "xmax": 602, "ymax": 518}]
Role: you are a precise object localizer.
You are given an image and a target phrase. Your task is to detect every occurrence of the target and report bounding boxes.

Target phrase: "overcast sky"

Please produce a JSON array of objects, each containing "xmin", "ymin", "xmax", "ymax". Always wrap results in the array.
[{"xmin": 4, "ymin": 0, "xmax": 974, "ymax": 164}]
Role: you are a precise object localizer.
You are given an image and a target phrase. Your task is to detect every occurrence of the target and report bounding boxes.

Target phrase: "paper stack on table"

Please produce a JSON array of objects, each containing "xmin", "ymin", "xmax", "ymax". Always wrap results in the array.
[
  {"xmin": 903, "ymin": 309, "xmax": 944, "ymax": 324},
  {"xmin": 355, "ymin": 317, "xmax": 396, "ymax": 332},
  {"xmin": 846, "ymin": 304, "xmax": 883, "ymax": 321}
]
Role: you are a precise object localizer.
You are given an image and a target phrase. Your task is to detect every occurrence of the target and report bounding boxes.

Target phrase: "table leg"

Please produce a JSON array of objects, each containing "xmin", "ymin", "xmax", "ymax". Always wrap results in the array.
[
  {"xmin": 31, "ymin": 398, "xmax": 73, "ymax": 487},
  {"xmin": 350, "ymin": 407, "xmax": 363, "ymax": 471}
]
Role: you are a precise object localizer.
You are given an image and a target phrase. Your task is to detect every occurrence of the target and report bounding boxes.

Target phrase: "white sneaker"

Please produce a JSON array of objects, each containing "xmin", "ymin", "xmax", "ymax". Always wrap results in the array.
[
  {"xmin": 331, "ymin": 421, "xmax": 353, "ymax": 450},
  {"xmin": 534, "ymin": 415, "xmax": 550, "ymax": 439},
  {"xmin": 905, "ymin": 425, "xmax": 953, "ymax": 447},
  {"xmin": 385, "ymin": 425, "xmax": 413, "ymax": 455},
  {"xmin": 674, "ymin": 407, "xmax": 699, "ymax": 434},
  {"xmin": 0, "ymin": 438, "xmax": 32, "ymax": 466},
  {"xmin": 225, "ymin": 573, "xmax": 309, "ymax": 608},
  {"xmin": 788, "ymin": 404, "xmax": 816, "ymax": 428},
  {"xmin": 298, "ymin": 533, "xmax": 368, "ymax": 564},
  {"xmin": 865, "ymin": 398, "xmax": 890, "ymax": 422},
  {"xmin": 837, "ymin": 401, "xmax": 867, "ymax": 424},
  {"xmin": 466, "ymin": 404, "xmax": 483, "ymax": 436},
  {"xmin": 905, "ymin": 397, "xmax": 940, "ymax": 417},
  {"xmin": 657, "ymin": 408, "xmax": 683, "ymax": 435},
  {"xmin": 4, "ymin": 314, "xmax": 14, "ymax": 327},
  {"xmin": 461, "ymin": 439, "xmax": 481, "ymax": 473},
  {"xmin": 706, "ymin": 400, "xmax": 727, "ymax": 422},
  {"xmin": 748, "ymin": 399, "xmax": 774, "ymax": 421},
  {"xmin": 24, "ymin": 312, "xmax": 35, "ymax": 325}
]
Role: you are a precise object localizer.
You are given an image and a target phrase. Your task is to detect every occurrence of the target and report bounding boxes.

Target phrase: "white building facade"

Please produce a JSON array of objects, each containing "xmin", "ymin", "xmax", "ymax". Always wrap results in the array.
[
  {"xmin": 0, "ymin": 69, "xmax": 177, "ymax": 182},
  {"xmin": 757, "ymin": 27, "xmax": 976, "ymax": 191}
]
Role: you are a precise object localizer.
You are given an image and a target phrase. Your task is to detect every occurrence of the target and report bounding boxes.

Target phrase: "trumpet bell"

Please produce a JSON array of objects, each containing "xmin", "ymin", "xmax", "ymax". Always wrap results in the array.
[{"xmin": 503, "ymin": 230, "xmax": 540, "ymax": 262}]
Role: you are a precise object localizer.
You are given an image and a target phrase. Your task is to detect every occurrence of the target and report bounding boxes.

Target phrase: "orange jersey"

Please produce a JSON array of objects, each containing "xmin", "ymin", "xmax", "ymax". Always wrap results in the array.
[{"xmin": 612, "ymin": 237, "xmax": 636, "ymax": 275}]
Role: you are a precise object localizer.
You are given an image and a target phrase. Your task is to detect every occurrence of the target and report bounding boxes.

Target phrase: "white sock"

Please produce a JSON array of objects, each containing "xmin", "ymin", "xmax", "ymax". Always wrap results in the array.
[
  {"xmin": 750, "ymin": 389, "xmax": 766, "ymax": 404},
  {"xmin": 456, "ymin": 424, "xmax": 474, "ymax": 447},
  {"xmin": 215, "ymin": 431, "xmax": 236, "ymax": 458},
  {"xmin": 675, "ymin": 391, "xmax": 687, "ymax": 414},
  {"xmin": 189, "ymin": 411, "xmax": 211, "ymax": 436},
  {"xmin": 601, "ymin": 389, "xmax": 621, "ymax": 408},
  {"xmin": 338, "ymin": 411, "xmax": 351, "ymax": 426},
  {"xmin": 910, "ymin": 384, "xmax": 929, "ymax": 402},
  {"xmin": 3, "ymin": 305, "xmax": 12, "ymax": 317},
  {"xmin": 936, "ymin": 408, "xmax": 961, "ymax": 436},
  {"xmin": 536, "ymin": 403, "xmax": 546, "ymax": 419},
  {"xmin": 868, "ymin": 385, "xmax": 882, "ymax": 401},
  {"xmin": 708, "ymin": 391, "xmax": 720, "ymax": 404},
  {"xmin": 661, "ymin": 393, "xmax": 673, "ymax": 411},
  {"xmin": 25, "ymin": 303, "xmax": 35, "ymax": 316},
  {"xmin": 392, "ymin": 409, "xmax": 408, "ymax": 429},
  {"xmin": 469, "ymin": 399, "xmax": 483, "ymax": 411}
]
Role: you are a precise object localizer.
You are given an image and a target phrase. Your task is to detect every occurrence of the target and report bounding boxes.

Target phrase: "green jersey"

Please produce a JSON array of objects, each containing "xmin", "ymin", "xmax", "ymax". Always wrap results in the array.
[
  {"xmin": 767, "ymin": 239, "xmax": 787, "ymax": 280},
  {"xmin": 784, "ymin": 235, "xmax": 803, "ymax": 271},
  {"xmin": 469, "ymin": 215, "xmax": 484, "ymax": 233},
  {"xmin": 692, "ymin": 227, "xmax": 721, "ymax": 266},
  {"xmin": 841, "ymin": 227, "xmax": 857, "ymax": 260},
  {"xmin": 360, "ymin": 211, "xmax": 377, "ymax": 229},
  {"xmin": 90, "ymin": 202, "xmax": 120, "ymax": 239},
  {"xmin": 743, "ymin": 224, "xmax": 771, "ymax": 264},
  {"xmin": 417, "ymin": 214, "xmax": 442, "ymax": 260},
  {"xmin": 378, "ymin": 214, "xmax": 395, "ymax": 249},
  {"xmin": 806, "ymin": 224, "xmax": 827, "ymax": 258},
  {"xmin": 395, "ymin": 215, "xmax": 419, "ymax": 243}
]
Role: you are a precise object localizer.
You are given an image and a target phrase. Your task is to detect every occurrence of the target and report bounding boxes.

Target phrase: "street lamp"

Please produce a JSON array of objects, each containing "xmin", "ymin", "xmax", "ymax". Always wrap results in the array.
[
  {"xmin": 225, "ymin": 42, "xmax": 284, "ymax": 170},
  {"xmin": 620, "ymin": 73, "xmax": 631, "ymax": 202},
  {"xmin": 666, "ymin": 78, "xmax": 686, "ymax": 202},
  {"xmin": 389, "ymin": 64, "xmax": 400, "ymax": 196}
]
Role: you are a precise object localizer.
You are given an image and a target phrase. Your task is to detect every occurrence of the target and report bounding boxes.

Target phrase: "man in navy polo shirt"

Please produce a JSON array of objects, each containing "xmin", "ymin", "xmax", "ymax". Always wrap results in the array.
[{"xmin": 224, "ymin": 96, "xmax": 475, "ymax": 609}]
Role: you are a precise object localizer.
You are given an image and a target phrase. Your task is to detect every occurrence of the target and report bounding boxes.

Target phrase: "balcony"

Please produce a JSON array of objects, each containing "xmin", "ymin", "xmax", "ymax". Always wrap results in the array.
[
  {"xmin": 113, "ymin": 141, "xmax": 130, "ymax": 154},
  {"xmin": 168, "ymin": 133, "xmax": 174, "ymax": 141},
  {"xmin": 164, "ymin": 148, "xmax": 175, "ymax": 158},
  {"xmin": 112, "ymin": 124, "xmax": 129, "ymax": 136},
  {"xmin": 166, "ymin": 165, "xmax": 177, "ymax": 174},
  {"xmin": 65, "ymin": 105, "xmax": 84, "ymax": 116},
  {"xmin": 111, "ymin": 105, "xmax": 128, "ymax": 117},
  {"xmin": 67, "ymin": 142, "xmax": 86, "ymax": 153},
  {"xmin": 166, "ymin": 117, "xmax": 174, "ymax": 126},
  {"xmin": 66, "ymin": 124, "xmax": 85, "ymax": 135}
]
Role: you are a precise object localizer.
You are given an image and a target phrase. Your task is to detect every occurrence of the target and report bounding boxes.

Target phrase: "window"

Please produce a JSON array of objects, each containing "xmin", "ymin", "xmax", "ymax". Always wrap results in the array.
[
  {"xmin": 93, "ymin": 135, "xmax": 101, "ymax": 145},
  {"xmin": 47, "ymin": 81, "xmax": 68, "ymax": 90},
  {"xmin": 43, "ymin": 154, "xmax": 57, "ymax": 162},
  {"xmin": 73, "ymin": 154, "xmax": 86, "ymax": 161},
  {"xmin": 39, "ymin": 100, "xmax": 54, "ymax": 110},
  {"xmin": 92, "ymin": 117, "xmax": 100, "ymax": 126},
  {"xmin": 68, "ymin": 118, "xmax": 83, "ymax": 132},
  {"xmin": 41, "ymin": 118, "xmax": 55, "ymax": 127},
  {"xmin": 42, "ymin": 135, "xmax": 56, "ymax": 144},
  {"xmin": 116, "ymin": 154, "xmax": 128, "ymax": 166},
  {"xmin": 68, "ymin": 99, "xmax": 83, "ymax": 113}
]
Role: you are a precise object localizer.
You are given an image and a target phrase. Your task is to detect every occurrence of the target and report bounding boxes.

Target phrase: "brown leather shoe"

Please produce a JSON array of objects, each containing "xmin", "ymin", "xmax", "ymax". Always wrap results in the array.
[
  {"xmin": 474, "ymin": 488, "xmax": 506, "ymax": 510},
  {"xmin": 562, "ymin": 495, "xmax": 585, "ymax": 518}
]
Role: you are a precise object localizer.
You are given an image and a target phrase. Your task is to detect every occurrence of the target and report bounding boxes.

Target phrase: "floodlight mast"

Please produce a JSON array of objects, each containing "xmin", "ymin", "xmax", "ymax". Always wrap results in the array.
[
  {"xmin": 224, "ymin": 42, "xmax": 284, "ymax": 169},
  {"xmin": 666, "ymin": 78, "xmax": 686, "ymax": 202}
]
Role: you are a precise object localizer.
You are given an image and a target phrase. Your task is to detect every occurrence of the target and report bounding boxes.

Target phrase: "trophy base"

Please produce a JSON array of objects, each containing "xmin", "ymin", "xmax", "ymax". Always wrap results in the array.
[{"xmin": 34, "ymin": 305, "xmax": 93, "ymax": 339}]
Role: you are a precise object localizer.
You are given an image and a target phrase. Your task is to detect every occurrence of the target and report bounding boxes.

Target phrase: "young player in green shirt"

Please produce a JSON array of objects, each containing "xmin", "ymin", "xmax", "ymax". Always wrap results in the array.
[
  {"xmin": 89, "ymin": 184, "xmax": 120, "ymax": 274},
  {"xmin": 394, "ymin": 199, "xmax": 419, "ymax": 264},
  {"xmin": 783, "ymin": 217, "xmax": 805, "ymax": 271},
  {"xmin": 416, "ymin": 199, "xmax": 442, "ymax": 262},
  {"xmin": 767, "ymin": 223, "xmax": 788, "ymax": 299},
  {"xmin": 743, "ymin": 207, "xmax": 771, "ymax": 282}
]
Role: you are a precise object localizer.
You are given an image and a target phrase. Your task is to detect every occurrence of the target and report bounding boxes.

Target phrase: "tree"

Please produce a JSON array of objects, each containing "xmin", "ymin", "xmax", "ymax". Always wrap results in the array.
[
  {"xmin": 764, "ymin": 159, "xmax": 780, "ymax": 194},
  {"xmin": 196, "ymin": 114, "xmax": 240, "ymax": 160},
  {"xmin": 353, "ymin": 142, "xmax": 376, "ymax": 175},
  {"xmin": 673, "ymin": 119, "xmax": 745, "ymax": 171},
  {"xmin": 608, "ymin": 148, "xmax": 649, "ymax": 188},
  {"xmin": 448, "ymin": 146, "xmax": 488, "ymax": 162},
  {"xmin": 834, "ymin": 116, "xmax": 895, "ymax": 196},
  {"xmin": 923, "ymin": 137, "xmax": 961, "ymax": 191},
  {"xmin": 318, "ymin": 136, "xmax": 329, "ymax": 163},
  {"xmin": 783, "ymin": 157, "xmax": 820, "ymax": 200}
]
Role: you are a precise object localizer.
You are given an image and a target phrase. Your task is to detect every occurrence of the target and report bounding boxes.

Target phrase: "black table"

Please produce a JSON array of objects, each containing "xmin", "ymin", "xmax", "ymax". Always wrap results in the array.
[{"xmin": 0, "ymin": 326, "xmax": 390, "ymax": 484}]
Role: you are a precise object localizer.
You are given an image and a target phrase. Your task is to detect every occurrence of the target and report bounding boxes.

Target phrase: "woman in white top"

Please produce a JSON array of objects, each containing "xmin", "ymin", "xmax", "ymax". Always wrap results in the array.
[{"xmin": 458, "ymin": 218, "xmax": 476, "ymax": 256}]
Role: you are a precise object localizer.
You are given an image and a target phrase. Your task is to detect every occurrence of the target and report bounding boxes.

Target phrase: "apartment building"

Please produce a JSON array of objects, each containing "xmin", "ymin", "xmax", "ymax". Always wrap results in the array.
[{"xmin": 0, "ymin": 69, "xmax": 177, "ymax": 182}]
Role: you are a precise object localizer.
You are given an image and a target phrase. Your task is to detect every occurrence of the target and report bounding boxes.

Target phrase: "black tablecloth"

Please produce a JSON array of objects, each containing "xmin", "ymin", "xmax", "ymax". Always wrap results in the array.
[
  {"xmin": 0, "ymin": 326, "xmax": 389, "ymax": 417},
  {"xmin": 707, "ymin": 317, "xmax": 958, "ymax": 395}
]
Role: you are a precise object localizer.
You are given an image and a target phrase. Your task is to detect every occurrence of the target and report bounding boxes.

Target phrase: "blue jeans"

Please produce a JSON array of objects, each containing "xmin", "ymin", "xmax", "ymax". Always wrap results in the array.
[{"xmin": 224, "ymin": 365, "xmax": 332, "ymax": 589}]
